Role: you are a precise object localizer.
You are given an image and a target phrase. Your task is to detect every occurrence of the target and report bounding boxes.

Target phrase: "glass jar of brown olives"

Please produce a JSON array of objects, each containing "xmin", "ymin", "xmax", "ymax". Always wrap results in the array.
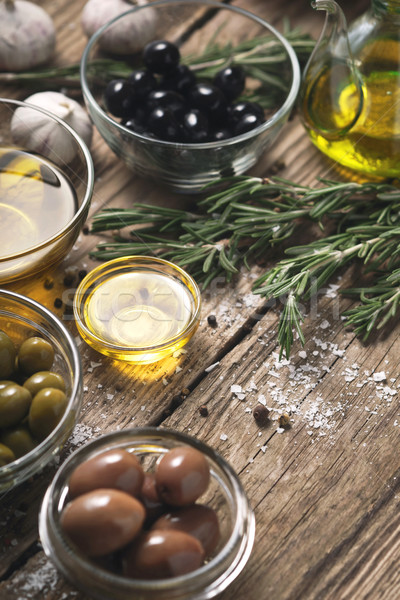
[{"xmin": 40, "ymin": 427, "xmax": 255, "ymax": 600}]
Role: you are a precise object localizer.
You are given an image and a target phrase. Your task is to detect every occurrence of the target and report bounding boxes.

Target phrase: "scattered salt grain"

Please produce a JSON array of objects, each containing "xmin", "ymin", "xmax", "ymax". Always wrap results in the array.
[
  {"xmin": 220, "ymin": 433, "xmax": 228, "ymax": 441},
  {"xmin": 205, "ymin": 362, "xmax": 220, "ymax": 373},
  {"xmin": 373, "ymin": 371, "xmax": 386, "ymax": 382}
]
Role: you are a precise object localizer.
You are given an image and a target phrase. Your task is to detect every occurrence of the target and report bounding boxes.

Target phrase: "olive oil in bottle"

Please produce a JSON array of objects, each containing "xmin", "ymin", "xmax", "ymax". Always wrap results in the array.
[
  {"xmin": 0, "ymin": 147, "xmax": 77, "ymax": 258},
  {"xmin": 84, "ymin": 271, "xmax": 195, "ymax": 349}
]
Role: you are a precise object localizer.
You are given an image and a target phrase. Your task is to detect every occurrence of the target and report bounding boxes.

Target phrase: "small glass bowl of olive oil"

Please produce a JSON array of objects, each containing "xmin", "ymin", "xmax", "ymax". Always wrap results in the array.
[
  {"xmin": 73, "ymin": 256, "xmax": 201, "ymax": 364},
  {"xmin": 0, "ymin": 99, "xmax": 93, "ymax": 284}
]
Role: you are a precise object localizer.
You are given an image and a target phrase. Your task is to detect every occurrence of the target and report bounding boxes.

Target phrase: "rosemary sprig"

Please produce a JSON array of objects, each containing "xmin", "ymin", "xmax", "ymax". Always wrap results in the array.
[
  {"xmin": 91, "ymin": 175, "xmax": 400, "ymax": 357},
  {"xmin": 343, "ymin": 268, "xmax": 400, "ymax": 338},
  {"xmin": 0, "ymin": 24, "xmax": 315, "ymax": 97}
]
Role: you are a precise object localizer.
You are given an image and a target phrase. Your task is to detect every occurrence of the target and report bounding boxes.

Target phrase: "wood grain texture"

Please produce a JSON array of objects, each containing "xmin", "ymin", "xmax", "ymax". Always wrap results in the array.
[{"xmin": 3, "ymin": 1, "xmax": 400, "ymax": 600}]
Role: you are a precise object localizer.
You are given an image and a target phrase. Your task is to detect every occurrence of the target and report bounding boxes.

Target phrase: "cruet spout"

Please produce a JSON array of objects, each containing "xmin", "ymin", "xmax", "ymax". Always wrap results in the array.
[{"xmin": 299, "ymin": 0, "xmax": 364, "ymax": 140}]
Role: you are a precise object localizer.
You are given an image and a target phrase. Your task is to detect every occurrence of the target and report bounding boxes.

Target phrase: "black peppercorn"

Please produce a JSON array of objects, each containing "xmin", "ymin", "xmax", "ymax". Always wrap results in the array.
[
  {"xmin": 252, "ymin": 404, "xmax": 270, "ymax": 426},
  {"xmin": 44, "ymin": 277, "xmax": 54, "ymax": 290},
  {"xmin": 207, "ymin": 314, "xmax": 217, "ymax": 328},
  {"xmin": 278, "ymin": 413, "xmax": 291, "ymax": 429},
  {"xmin": 63, "ymin": 274, "xmax": 75, "ymax": 287},
  {"xmin": 169, "ymin": 394, "xmax": 184, "ymax": 410},
  {"xmin": 78, "ymin": 269, "xmax": 87, "ymax": 281},
  {"xmin": 54, "ymin": 298, "xmax": 63, "ymax": 309},
  {"xmin": 199, "ymin": 405, "xmax": 209, "ymax": 417}
]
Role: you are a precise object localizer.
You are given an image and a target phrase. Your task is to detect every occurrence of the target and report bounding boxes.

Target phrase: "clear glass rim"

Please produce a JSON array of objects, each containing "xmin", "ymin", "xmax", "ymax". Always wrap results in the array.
[
  {"xmin": 39, "ymin": 426, "xmax": 255, "ymax": 597},
  {"xmin": 0, "ymin": 288, "xmax": 83, "ymax": 485},
  {"xmin": 0, "ymin": 98, "xmax": 95, "ymax": 263},
  {"xmin": 73, "ymin": 255, "xmax": 202, "ymax": 355},
  {"xmin": 80, "ymin": 0, "xmax": 301, "ymax": 148}
]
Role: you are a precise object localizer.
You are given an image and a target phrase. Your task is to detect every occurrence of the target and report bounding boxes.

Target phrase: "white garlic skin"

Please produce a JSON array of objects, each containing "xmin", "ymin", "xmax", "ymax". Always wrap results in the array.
[
  {"xmin": 0, "ymin": 0, "xmax": 55, "ymax": 71},
  {"xmin": 11, "ymin": 92, "xmax": 93, "ymax": 165},
  {"xmin": 81, "ymin": 0, "xmax": 158, "ymax": 54}
]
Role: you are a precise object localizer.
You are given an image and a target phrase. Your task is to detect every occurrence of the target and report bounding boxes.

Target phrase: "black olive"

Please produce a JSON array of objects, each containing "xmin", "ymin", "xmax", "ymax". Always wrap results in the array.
[
  {"xmin": 147, "ymin": 107, "xmax": 183, "ymax": 142},
  {"xmin": 103, "ymin": 79, "xmax": 135, "ymax": 118},
  {"xmin": 210, "ymin": 128, "xmax": 232, "ymax": 141},
  {"xmin": 182, "ymin": 109, "xmax": 209, "ymax": 142},
  {"xmin": 233, "ymin": 113, "xmax": 264, "ymax": 135},
  {"xmin": 122, "ymin": 117, "xmax": 147, "ymax": 135},
  {"xmin": 187, "ymin": 82, "xmax": 228, "ymax": 122},
  {"xmin": 229, "ymin": 101, "xmax": 264, "ymax": 124},
  {"xmin": 160, "ymin": 64, "xmax": 196, "ymax": 95},
  {"xmin": 147, "ymin": 90, "xmax": 186, "ymax": 119},
  {"xmin": 128, "ymin": 69, "xmax": 157, "ymax": 98},
  {"xmin": 213, "ymin": 65, "xmax": 246, "ymax": 100},
  {"xmin": 143, "ymin": 40, "xmax": 180, "ymax": 74}
]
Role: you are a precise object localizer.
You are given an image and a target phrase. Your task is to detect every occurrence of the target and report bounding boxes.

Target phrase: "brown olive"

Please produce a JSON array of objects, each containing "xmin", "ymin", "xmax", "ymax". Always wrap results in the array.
[
  {"xmin": 155, "ymin": 446, "xmax": 210, "ymax": 506},
  {"xmin": 152, "ymin": 504, "xmax": 220, "ymax": 556},
  {"xmin": 122, "ymin": 529, "xmax": 205, "ymax": 579},
  {"xmin": 24, "ymin": 371, "xmax": 66, "ymax": 397},
  {"xmin": 0, "ymin": 425, "xmax": 37, "ymax": 458},
  {"xmin": 0, "ymin": 383, "xmax": 32, "ymax": 429},
  {"xmin": 140, "ymin": 472, "xmax": 166, "ymax": 525},
  {"xmin": 68, "ymin": 449, "xmax": 144, "ymax": 499},
  {"xmin": 18, "ymin": 336, "xmax": 54, "ymax": 375},
  {"xmin": 0, "ymin": 441, "xmax": 16, "ymax": 466},
  {"xmin": 0, "ymin": 331, "xmax": 16, "ymax": 379},
  {"xmin": 61, "ymin": 489, "xmax": 145, "ymax": 557},
  {"xmin": 28, "ymin": 387, "xmax": 67, "ymax": 441}
]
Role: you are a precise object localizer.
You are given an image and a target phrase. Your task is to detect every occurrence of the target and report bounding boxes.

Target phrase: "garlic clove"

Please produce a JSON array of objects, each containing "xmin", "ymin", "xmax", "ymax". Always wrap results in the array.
[
  {"xmin": 11, "ymin": 92, "xmax": 93, "ymax": 166},
  {"xmin": 0, "ymin": 0, "xmax": 55, "ymax": 72},
  {"xmin": 81, "ymin": 0, "xmax": 159, "ymax": 55}
]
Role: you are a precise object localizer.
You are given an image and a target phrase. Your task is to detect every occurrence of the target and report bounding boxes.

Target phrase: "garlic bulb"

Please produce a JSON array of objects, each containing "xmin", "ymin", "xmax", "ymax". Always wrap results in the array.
[
  {"xmin": 0, "ymin": 0, "xmax": 55, "ymax": 71},
  {"xmin": 81, "ymin": 0, "xmax": 158, "ymax": 54},
  {"xmin": 11, "ymin": 92, "xmax": 93, "ymax": 165}
]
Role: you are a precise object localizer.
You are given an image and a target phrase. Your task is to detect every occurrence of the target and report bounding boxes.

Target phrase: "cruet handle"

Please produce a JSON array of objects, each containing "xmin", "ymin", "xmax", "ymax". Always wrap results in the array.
[{"xmin": 299, "ymin": 0, "xmax": 364, "ymax": 139}]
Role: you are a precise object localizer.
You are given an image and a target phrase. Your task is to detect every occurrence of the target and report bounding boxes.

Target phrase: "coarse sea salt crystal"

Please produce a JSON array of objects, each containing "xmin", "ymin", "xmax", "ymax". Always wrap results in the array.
[
  {"xmin": 373, "ymin": 371, "xmax": 386, "ymax": 382},
  {"xmin": 220, "ymin": 433, "xmax": 228, "ymax": 441},
  {"xmin": 231, "ymin": 384, "xmax": 242, "ymax": 394}
]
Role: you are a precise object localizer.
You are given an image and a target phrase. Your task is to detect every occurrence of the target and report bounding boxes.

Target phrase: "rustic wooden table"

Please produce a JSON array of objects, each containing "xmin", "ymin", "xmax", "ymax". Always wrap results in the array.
[{"xmin": 4, "ymin": 0, "xmax": 400, "ymax": 599}]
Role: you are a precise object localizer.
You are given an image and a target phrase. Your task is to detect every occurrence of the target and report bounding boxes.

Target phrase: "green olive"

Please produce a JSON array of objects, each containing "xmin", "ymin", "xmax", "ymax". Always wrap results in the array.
[
  {"xmin": 0, "ymin": 384, "xmax": 32, "ymax": 429},
  {"xmin": 18, "ymin": 337, "xmax": 55, "ymax": 376},
  {"xmin": 0, "ymin": 426, "xmax": 37, "ymax": 459},
  {"xmin": 0, "ymin": 442, "xmax": 15, "ymax": 466},
  {"xmin": 0, "ymin": 331, "xmax": 16, "ymax": 379},
  {"xmin": 24, "ymin": 371, "xmax": 66, "ymax": 397},
  {"xmin": 0, "ymin": 380, "xmax": 15, "ymax": 391},
  {"xmin": 28, "ymin": 387, "xmax": 67, "ymax": 441}
]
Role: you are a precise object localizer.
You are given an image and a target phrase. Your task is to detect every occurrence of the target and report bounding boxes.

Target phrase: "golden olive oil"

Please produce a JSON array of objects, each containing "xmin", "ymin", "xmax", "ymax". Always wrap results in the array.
[
  {"xmin": 302, "ymin": 39, "xmax": 400, "ymax": 177},
  {"xmin": 0, "ymin": 147, "xmax": 77, "ymax": 257},
  {"xmin": 84, "ymin": 271, "xmax": 196, "ymax": 350}
]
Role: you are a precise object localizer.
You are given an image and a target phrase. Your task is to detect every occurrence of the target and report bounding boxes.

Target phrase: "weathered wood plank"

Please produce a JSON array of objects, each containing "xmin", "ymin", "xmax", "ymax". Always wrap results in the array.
[{"xmin": 6, "ymin": 1, "xmax": 399, "ymax": 600}]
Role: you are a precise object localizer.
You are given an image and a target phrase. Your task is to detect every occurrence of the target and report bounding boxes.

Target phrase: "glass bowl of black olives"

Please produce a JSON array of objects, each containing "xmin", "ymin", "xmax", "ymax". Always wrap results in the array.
[
  {"xmin": 0, "ymin": 289, "xmax": 83, "ymax": 491},
  {"xmin": 80, "ymin": 0, "xmax": 300, "ymax": 192},
  {"xmin": 39, "ymin": 427, "xmax": 255, "ymax": 600}
]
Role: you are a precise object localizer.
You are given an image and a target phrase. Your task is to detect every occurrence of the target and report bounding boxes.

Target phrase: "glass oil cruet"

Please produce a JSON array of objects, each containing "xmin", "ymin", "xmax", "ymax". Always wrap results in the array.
[{"xmin": 299, "ymin": 0, "xmax": 400, "ymax": 177}]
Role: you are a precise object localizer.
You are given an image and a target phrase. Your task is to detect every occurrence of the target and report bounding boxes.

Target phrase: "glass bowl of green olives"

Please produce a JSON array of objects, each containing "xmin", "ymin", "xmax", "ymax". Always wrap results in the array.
[
  {"xmin": 80, "ymin": 0, "xmax": 300, "ymax": 192},
  {"xmin": 0, "ymin": 289, "xmax": 83, "ymax": 491},
  {"xmin": 39, "ymin": 427, "xmax": 255, "ymax": 600}
]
